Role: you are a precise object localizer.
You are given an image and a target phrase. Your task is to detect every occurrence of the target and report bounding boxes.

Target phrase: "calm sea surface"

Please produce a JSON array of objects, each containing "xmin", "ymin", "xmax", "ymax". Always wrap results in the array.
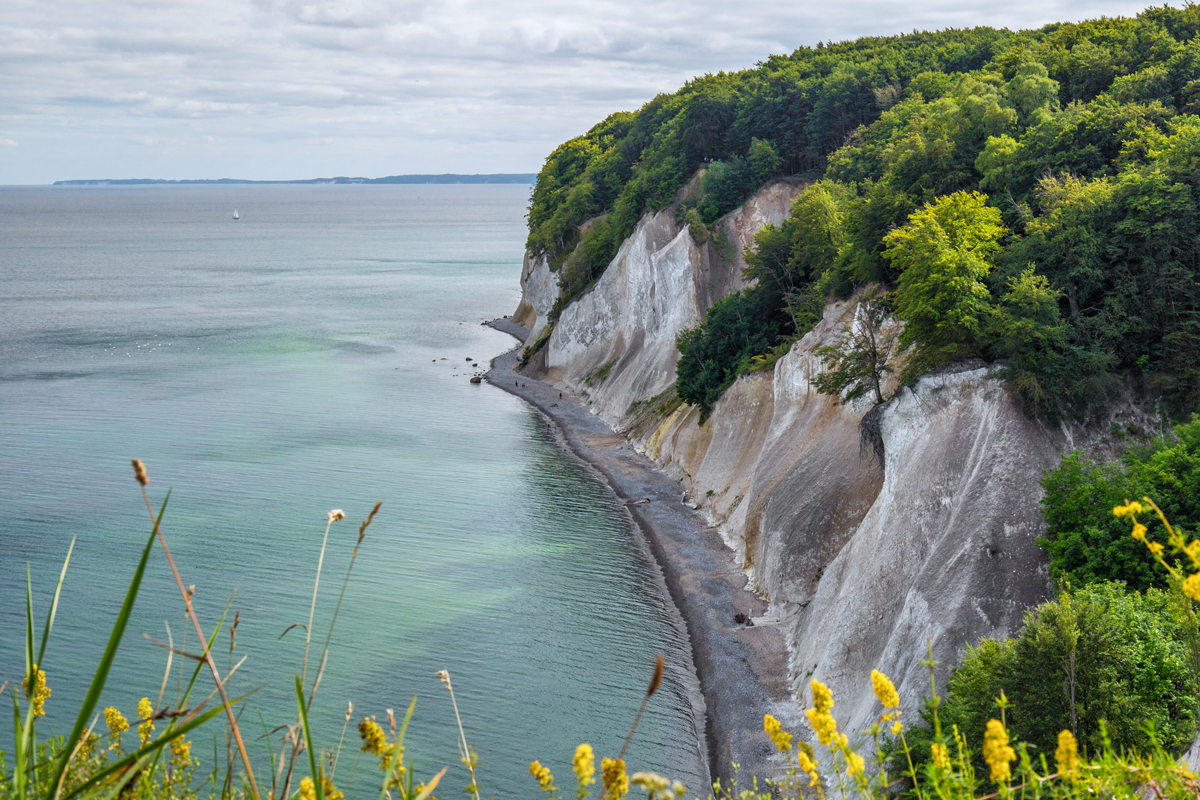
[{"xmin": 0, "ymin": 185, "xmax": 706, "ymax": 797}]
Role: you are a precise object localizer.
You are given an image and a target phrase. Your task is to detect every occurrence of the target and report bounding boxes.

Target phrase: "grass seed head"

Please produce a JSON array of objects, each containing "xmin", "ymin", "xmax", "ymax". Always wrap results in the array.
[{"xmin": 131, "ymin": 459, "xmax": 149, "ymax": 486}]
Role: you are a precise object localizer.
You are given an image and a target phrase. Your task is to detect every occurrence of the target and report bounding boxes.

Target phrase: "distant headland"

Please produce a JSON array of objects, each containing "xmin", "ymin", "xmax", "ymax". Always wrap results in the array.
[{"xmin": 53, "ymin": 173, "xmax": 536, "ymax": 186}]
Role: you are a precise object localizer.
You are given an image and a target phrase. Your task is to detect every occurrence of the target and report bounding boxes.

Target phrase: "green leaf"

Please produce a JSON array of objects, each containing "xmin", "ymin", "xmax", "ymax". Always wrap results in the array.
[
  {"xmin": 49, "ymin": 491, "xmax": 170, "ymax": 800},
  {"xmin": 295, "ymin": 675, "xmax": 325, "ymax": 800},
  {"xmin": 38, "ymin": 537, "xmax": 76, "ymax": 668}
]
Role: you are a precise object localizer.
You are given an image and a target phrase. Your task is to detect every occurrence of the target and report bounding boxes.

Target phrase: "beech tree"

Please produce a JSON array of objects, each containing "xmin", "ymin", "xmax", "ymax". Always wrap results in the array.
[{"xmin": 885, "ymin": 191, "xmax": 1006, "ymax": 377}]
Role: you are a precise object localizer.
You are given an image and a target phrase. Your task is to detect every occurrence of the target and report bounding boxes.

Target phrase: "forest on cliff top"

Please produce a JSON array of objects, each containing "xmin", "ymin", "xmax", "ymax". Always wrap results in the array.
[{"xmin": 525, "ymin": 5, "xmax": 1200, "ymax": 419}]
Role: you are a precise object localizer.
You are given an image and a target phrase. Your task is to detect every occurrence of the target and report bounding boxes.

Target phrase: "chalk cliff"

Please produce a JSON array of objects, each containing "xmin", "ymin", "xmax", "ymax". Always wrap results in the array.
[{"xmin": 513, "ymin": 180, "xmax": 1069, "ymax": 747}]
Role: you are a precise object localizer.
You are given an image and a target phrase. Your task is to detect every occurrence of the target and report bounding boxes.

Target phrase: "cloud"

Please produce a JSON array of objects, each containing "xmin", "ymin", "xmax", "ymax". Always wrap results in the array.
[
  {"xmin": 0, "ymin": 137, "xmax": 17, "ymax": 147},
  {"xmin": 0, "ymin": 0, "xmax": 1173, "ymax": 183}
]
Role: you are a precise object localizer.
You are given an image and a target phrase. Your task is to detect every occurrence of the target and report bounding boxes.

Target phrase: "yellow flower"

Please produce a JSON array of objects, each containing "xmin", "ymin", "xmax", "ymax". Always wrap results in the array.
[
  {"xmin": 573, "ymin": 744, "xmax": 596, "ymax": 787},
  {"xmin": 795, "ymin": 748, "xmax": 821, "ymax": 787},
  {"xmin": 137, "ymin": 697, "xmax": 155, "ymax": 746},
  {"xmin": 982, "ymin": 719, "xmax": 1015, "ymax": 785},
  {"xmin": 1113, "ymin": 504, "xmax": 1126, "ymax": 518},
  {"xmin": 1130, "ymin": 501, "xmax": 1144, "ymax": 514},
  {"xmin": 1186, "ymin": 540, "xmax": 1200, "ymax": 565},
  {"xmin": 763, "ymin": 714, "xmax": 793, "ymax": 752},
  {"xmin": 1148, "ymin": 541, "xmax": 1165, "ymax": 556},
  {"xmin": 358, "ymin": 716, "xmax": 388, "ymax": 756},
  {"xmin": 870, "ymin": 670, "xmax": 899, "ymax": 709},
  {"xmin": 930, "ymin": 743, "xmax": 950, "ymax": 772},
  {"xmin": 530, "ymin": 761, "xmax": 556, "ymax": 793},
  {"xmin": 322, "ymin": 775, "xmax": 344, "ymax": 800},
  {"xmin": 806, "ymin": 680, "xmax": 840, "ymax": 747},
  {"xmin": 630, "ymin": 772, "xmax": 670, "ymax": 799},
  {"xmin": 1183, "ymin": 573, "xmax": 1200, "ymax": 602},
  {"xmin": 891, "ymin": 721, "xmax": 903, "ymax": 735},
  {"xmin": 413, "ymin": 782, "xmax": 436, "ymax": 800},
  {"xmin": 845, "ymin": 751, "xmax": 865, "ymax": 778},
  {"xmin": 358, "ymin": 716, "xmax": 403, "ymax": 784},
  {"xmin": 104, "ymin": 707, "xmax": 129, "ymax": 736},
  {"xmin": 299, "ymin": 776, "xmax": 316, "ymax": 800},
  {"xmin": 811, "ymin": 680, "xmax": 833, "ymax": 714},
  {"xmin": 23, "ymin": 665, "xmax": 50, "ymax": 718},
  {"xmin": 170, "ymin": 736, "xmax": 193, "ymax": 768},
  {"xmin": 1132, "ymin": 523, "xmax": 1148, "ymax": 541},
  {"xmin": 1055, "ymin": 730, "xmax": 1079, "ymax": 781},
  {"xmin": 601, "ymin": 757, "xmax": 628, "ymax": 800}
]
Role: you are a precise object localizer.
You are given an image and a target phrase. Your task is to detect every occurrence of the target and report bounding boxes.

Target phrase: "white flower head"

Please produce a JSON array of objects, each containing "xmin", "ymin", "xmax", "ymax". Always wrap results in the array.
[{"xmin": 328, "ymin": 509, "xmax": 345, "ymax": 522}]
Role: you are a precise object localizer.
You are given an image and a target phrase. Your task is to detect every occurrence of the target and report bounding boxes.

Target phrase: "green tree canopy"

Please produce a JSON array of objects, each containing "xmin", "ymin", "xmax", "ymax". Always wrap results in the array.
[{"xmin": 886, "ymin": 191, "xmax": 1007, "ymax": 376}]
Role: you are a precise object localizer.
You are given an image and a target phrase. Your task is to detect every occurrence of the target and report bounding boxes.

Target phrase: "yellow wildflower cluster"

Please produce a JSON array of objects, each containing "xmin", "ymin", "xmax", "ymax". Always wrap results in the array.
[
  {"xmin": 1055, "ymin": 729, "xmax": 1080, "ymax": 781},
  {"xmin": 629, "ymin": 771, "xmax": 683, "ymax": 800},
  {"xmin": 572, "ymin": 744, "xmax": 595, "ymax": 788},
  {"xmin": 104, "ymin": 706, "xmax": 129, "ymax": 737},
  {"xmin": 763, "ymin": 714, "xmax": 793, "ymax": 752},
  {"xmin": 170, "ymin": 736, "xmax": 193, "ymax": 769},
  {"xmin": 321, "ymin": 774, "xmax": 344, "ymax": 800},
  {"xmin": 600, "ymin": 757, "xmax": 627, "ymax": 800},
  {"xmin": 930, "ymin": 743, "xmax": 951, "ymax": 772},
  {"xmin": 982, "ymin": 719, "xmax": 1015, "ymax": 785},
  {"xmin": 23, "ymin": 665, "xmax": 50, "ymax": 718},
  {"xmin": 1115, "ymin": 498, "xmax": 1200, "ymax": 600},
  {"xmin": 530, "ymin": 761, "xmax": 556, "ymax": 793},
  {"xmin": 870, "ymin": 669, "xmax": 903, "ymax": 734},
  {"xmin": 806, "ymin": 680, "xmax": 843, "ymax": 747},
  {"xmin": 137, "ymin": 697, "xmax": 155, "ymax": 746},
  {"xmin": 358, "ymin": 715, "xmax": 405, "ymax": 778},
  {"xmin": 794, "ymin": 746, "xmax": 821, "ymax": 788},
  {"xmin": 299, "ymin": 776, "xmax": 316, "ymax": 800}
]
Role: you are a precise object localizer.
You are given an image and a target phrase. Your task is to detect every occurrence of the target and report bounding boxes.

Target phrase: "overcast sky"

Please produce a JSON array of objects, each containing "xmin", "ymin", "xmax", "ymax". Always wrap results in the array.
[{"xmin": 0, "ymin": 0, "xmax": 1169, "ymax": 184}]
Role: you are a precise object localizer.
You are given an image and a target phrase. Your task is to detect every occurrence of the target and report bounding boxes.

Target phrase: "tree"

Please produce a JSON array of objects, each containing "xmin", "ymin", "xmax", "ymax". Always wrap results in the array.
[
  {"xmin": 813, "ymin": 294, "xmax": 898, "ymax": 406},
  {"xmin": 885, "ymin": 191, "xmax": 1006, "ymax": 377}
]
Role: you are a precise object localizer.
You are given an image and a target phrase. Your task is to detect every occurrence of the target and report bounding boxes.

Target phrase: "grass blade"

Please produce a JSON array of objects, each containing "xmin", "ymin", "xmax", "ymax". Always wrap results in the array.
[
  {"xmin": 25, "ymin": 564, "xmax": 35, "ymax": 675},
  {"xmin": 50, "ymin": 491, "xmax": 170, "ymax": 800},
  {"xmin": 379, "ymin": 697, "xmax": 417, "ymax": 800},
  {"xmin": 295, "ymin": 675, "xmax": 325, "ymax": 800},
  {"xmin": 413, "ymin": 767, "xmax": 447, "ymax": 800},
  {"xmin": 37, "ymin": 536, "xmax": 76, "ymax": 667}
]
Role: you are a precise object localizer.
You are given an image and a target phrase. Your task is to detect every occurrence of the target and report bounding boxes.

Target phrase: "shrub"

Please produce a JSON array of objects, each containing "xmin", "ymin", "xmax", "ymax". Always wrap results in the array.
[
  {"xmin": 899, "ymin": 581, "xmax": 1200, "ymax": 778},
  {"xmin": 675, "ymin": 287, "xmax": 790, "ymax": 415},
  {"xmin": 1039, "ymin": 417, "xmax": 1200, "ymax": 591}
]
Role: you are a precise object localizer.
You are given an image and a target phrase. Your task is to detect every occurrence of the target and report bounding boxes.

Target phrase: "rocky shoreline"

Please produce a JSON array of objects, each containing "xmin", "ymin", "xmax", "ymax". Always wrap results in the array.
[{"xmin": 485, "ymin": 318, "xmax": 794, "ymax": 788}]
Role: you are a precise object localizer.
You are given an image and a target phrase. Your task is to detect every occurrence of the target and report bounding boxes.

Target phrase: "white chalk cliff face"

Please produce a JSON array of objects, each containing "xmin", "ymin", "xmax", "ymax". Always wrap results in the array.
[{"xmin": 514, "ymin": 180, "xmax": 1064, "ymax": 745}]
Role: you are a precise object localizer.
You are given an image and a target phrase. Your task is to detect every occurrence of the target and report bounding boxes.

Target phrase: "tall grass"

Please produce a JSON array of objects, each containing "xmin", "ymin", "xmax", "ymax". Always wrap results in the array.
[{"xmin": 8, "ymin": 465, "xmax": 1200, "ymax": 800}]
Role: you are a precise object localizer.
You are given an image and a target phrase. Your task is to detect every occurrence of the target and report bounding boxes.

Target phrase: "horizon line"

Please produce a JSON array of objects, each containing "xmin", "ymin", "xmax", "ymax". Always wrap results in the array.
[{"xmin": 49, "ymin": 172, "xmax": 537, "ymax": 186}]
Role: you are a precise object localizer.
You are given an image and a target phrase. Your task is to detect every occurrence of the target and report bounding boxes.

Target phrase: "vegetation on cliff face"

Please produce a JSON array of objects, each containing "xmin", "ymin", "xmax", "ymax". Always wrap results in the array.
[
  {"xmin": 1039, "ymin": 416, "xmax": 1200, "ymax": 591},
  {"xmin": 526, "ymin": 5, "xmax": 1200, "ymax": 417}
]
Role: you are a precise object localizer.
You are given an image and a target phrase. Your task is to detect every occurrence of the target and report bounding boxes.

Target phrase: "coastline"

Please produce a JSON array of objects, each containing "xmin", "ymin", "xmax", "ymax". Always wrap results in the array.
[{"xmin": 485, "ymin": 318, "xmax": 793, "ymax": 788}]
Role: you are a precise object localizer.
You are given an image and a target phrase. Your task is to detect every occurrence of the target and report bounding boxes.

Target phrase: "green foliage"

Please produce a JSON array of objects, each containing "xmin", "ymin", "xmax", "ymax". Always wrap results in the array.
[
  {"xmin": 985, "ymin": 267, "xmax": 1116, "ymax": 418},
  {"xmin": 812, "ymin": 294, "xmax": 898, "ymax": 406},
  {"xmin": 901, "ymin": 582, "xmax": 1200, "ymax": 777},
  {"xmin": 675, "ymin": 287, "xmax": 790, "ymax": 415},
  {"xmin": 695, "ymin": 139, "xmax": 781, "ymax": 224},
  {"xmin": 529, "ymin": 5, "xmax": 1200, "ymax": 418},
  {"xmin": 1039, "ymin": 418, "xmax": 1200, "ymax": 591},
  {"xmin": 887, "ymin": 191, "xmax": 1006, "ymax": 377},
  {"xmin": 519, "ymin": 325, "xmax": 554, "ymax": 369}
]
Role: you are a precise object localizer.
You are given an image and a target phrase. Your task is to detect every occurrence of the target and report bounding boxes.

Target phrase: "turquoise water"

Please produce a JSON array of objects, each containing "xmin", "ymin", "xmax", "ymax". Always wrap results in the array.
[{"xmin": 0, "ymin": 185, "xmax": 706, "ymax": 797}]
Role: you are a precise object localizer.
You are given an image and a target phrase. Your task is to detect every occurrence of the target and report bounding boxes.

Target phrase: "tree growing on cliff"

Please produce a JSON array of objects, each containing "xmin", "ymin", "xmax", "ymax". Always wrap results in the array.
[
  {"xmin": 886, "ymin": 191, "xmax": 1006, "ymax": 379},
  {"xmin": 813, "ymin": 294, "xmax": 898, "ymax": 406}
]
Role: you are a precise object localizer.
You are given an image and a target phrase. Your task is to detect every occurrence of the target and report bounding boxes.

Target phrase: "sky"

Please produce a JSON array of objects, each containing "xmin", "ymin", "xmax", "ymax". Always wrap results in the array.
[{"xmin": 0, "ymin": 0, "xmax": 1173, "ymax": 184}]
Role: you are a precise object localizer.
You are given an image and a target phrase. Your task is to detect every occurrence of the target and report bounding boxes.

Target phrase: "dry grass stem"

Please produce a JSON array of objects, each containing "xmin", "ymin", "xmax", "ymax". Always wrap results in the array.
[
  {"xmin": 132, "ymin": 458, "xmax": 261, "ymax": 800},
  {"xmin": 618, "ymin": 654, "xmax": 665, "ymax": 763}
]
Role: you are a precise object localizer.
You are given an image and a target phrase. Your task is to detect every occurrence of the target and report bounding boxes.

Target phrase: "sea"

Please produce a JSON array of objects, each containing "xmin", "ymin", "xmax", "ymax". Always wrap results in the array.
[{"xmin": 0, "ymin": 184, "xmax": 707, "ymax": 797}]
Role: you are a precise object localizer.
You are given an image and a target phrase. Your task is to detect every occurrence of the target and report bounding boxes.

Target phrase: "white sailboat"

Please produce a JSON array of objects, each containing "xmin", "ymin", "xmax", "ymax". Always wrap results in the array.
[{"xmin": 233, "ymin": 209, "xmax": 240, "ymax": 220}]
